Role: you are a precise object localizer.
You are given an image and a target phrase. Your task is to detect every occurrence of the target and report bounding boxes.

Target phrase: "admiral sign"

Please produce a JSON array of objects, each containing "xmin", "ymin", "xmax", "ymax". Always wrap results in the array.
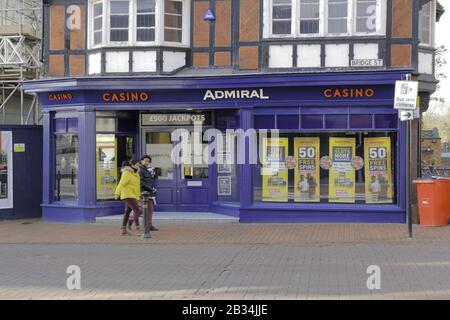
[{"xmin": 203, "ymin": 89, "xmax": 269, "ymax": 101}]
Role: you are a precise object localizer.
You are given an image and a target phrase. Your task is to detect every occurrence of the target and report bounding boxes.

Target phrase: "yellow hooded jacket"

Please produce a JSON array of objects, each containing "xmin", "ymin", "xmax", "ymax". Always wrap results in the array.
[{"xmin": 114, "ymin": 166, "xmax": 141, "ymax": 200}]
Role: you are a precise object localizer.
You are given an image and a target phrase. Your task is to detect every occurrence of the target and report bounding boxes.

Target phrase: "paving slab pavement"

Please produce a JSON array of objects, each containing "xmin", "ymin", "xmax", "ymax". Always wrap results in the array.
[{"xmin": 1, "ymin": 219, "xmax": 450, "ymax": 300}]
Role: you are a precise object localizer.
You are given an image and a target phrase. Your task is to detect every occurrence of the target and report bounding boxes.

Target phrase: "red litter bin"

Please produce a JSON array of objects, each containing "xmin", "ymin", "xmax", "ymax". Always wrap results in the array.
[{"xmin": 413, "ymin": 179, "xmax": 450, "ymax": 227}]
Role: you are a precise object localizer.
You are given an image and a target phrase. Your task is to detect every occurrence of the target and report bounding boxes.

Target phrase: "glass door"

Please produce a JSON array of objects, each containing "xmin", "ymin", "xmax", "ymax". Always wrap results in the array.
[
  {"xmin": 144, "ymin": 130, "xmax": 177, "ymax": 211},
  {"xmin": 143, "ymin": 128, "xmax": 211, "ymax": 212}
]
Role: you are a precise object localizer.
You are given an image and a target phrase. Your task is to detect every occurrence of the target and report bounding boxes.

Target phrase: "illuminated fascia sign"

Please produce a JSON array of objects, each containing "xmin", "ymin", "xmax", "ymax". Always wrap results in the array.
[
  {"xmin": 203, "ymin": 89, "xmax": 269, "ymax": 101},
  {"xmin": 102, "ymin": 91, "xmax": 150, "ymax": 102},
  {"xmin": 324, "ymin": 88, "xmax": 375, "ymax": 98},
  {"xmin": 48, "ymin": 92, "xmax": 74, "ymax": 101}
]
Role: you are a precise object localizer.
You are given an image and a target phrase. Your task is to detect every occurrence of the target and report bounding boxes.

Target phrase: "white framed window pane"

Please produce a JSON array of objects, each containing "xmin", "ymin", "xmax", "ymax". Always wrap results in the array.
[
  {"xmin": 164, "ymin": 0, "xmax": 183, "ymax": 42},
  {"xmin": 328, "ymin": 0, "xmax": 348, "ymax": 34},
  {"xmin": 272, "ymin": 0, "xmax": 292, "ymax": 35},
  {"xmin": 165, "ymin": 0, "xmax": 182, "ymax": 14},
  {"xmin": 137, "ymin": 0, "xmax": 156, "ymax": 13},
  {"xmin": 328, "ymin": 19, "xmax": 347, "ymax": 33},
  {"xmin": 94, "ymin": 31, "xmax": 103, "ymax": 44},
  {"xmin": 137, "ymin": 29, "xmax": 156, "ymax": 41},
  {"xmin": 94, "ymin": 2, "xmax": 103, "ymax": 16},
  {"xmin": 137, "ymin": 14, "xmax": 155, "ymax": 27},
  {"xmin": 111, "ymin": 1, "xmax": 129, "ymax": 14},
  {"xmin": 93, "ymin": 3, "xmax": 103, "ymax": 45},
  {"xmin": 164, "ymin": 28, "xmax": 182, "ymax": 42},
  {"xmin": 110, "ymin": 29, "xmax": 128, "ymax": 41},
  {"xmin": 419, "ymin": 1, "xmax": 432, "ymax": 45},
  {"xmin": 328, "ymin": 1, "xmax": 348, "ymax": 17},
  {"xmin": 110, "ymin": 1, "xmax": 129, "ymax": 42},
  {"xmin": 300, "ymin": 0, "xmax": 320, "ymax": 34},
  {"xmin": 355, "ymin": 0, "xmax": 377, "ymax": 33}
]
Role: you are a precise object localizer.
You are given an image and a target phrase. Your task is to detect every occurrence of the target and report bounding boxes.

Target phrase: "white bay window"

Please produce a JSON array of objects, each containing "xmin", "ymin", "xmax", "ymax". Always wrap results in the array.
[
  {"xmin": 264, "ymin": 0, "xmax": 386, "ymax": 38},
  {"xmin": 88, "ymin": 0, "xmax": 190, "ymax": 48}
]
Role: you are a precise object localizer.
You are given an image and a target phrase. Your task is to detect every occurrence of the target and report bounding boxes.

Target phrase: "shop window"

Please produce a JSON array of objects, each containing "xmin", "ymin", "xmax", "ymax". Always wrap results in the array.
[
  {"xmin": 253, "ymin": 131, "xmax": 397, "ymax": 205},
  {"xmin": 325, "ymin": 114, "xmax": 348, "ymax": 129},
  {"xmin": 54, "ymin": 134, "xmax": 79, "ymax": 202},
  {"xmin": 350, "ymin": 114, "xmax": 373, "ymax": 129},
  {"xmin": 375, "ymin": 114, "xmax": 397, "ymax": 129},
  {"xmin": 301, "ymin": 115, "xmax": 323, "ymax": 129},
  {"xmin": 254, "ymin": 115, "xmax": 276, "ymax": 129},
  {"xmin": 277, "ymin": 115, "xmax": 299, "ymax": 129}
]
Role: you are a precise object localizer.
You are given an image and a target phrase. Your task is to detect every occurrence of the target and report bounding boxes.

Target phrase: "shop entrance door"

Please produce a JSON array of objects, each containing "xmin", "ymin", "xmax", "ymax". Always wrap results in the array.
[{"xmin": 143, "ymin": 130, "xmax": 210, "ymax": 212}]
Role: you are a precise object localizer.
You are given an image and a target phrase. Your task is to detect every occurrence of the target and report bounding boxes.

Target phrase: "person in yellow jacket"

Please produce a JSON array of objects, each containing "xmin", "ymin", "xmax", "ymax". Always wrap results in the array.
[{"xmin": 114, "ymin": 159, "xmax": 142, "ymax": 236}]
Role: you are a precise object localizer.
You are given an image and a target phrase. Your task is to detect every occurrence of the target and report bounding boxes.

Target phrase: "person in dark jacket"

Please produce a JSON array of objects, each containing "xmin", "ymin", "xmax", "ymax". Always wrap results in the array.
[{"xmin": 138, "ymin": 155, "xmax": 158, "ymax": 231}]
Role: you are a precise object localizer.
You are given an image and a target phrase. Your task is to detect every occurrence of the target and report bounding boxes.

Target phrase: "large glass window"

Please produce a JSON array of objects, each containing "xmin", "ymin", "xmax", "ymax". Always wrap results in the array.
[
  {"xmin": 54, "ymin": 134, "xmax": 79, "ymax": 202},
  {"xmin": 253, "ymin": 132, "xmax": 397, "ymax": 205},
  {"xmin": 89, "ymin": 0, "xmax": 189, "ymax": 47},
  {"xmin": 266, "ymin": 0, "xmax": 386, "ymax": 37}
]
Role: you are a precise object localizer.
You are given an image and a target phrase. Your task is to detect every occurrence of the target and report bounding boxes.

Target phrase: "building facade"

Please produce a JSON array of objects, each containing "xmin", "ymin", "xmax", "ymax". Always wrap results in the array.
[{"xmin": 24, "ymin": 0, "xmax": 441, "ymax": 222}]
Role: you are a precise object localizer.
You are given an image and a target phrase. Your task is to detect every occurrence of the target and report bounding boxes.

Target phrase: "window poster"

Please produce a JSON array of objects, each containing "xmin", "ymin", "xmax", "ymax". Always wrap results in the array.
[
  {"xmin": 294, "ymin": 137, "xmax": 320, "ymax": 202},
  {"xmin": 329, "ymin": 137, "xmax": 356, "ymax": 203},
  {"xmin": 0, "ymin": 131, "xmax": 13, "ymax": 209},
  {"xmin": 217, "ymin": 176, "xmax": 232, "ymax": 196},
  {"xmin": 364, "ymin": 137, "xmax": 393, "ymax": 204},
  {"xmin": 96, "ymin": 134, "xmax": 118, "ymax": 200},
  {"xmin": 262, "ymin": 138, "xmax": 289, "ymax": 202}
]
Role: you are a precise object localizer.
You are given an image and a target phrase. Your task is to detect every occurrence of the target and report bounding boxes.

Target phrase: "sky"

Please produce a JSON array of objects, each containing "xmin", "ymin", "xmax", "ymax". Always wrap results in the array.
[{"xmin": 430, "ymin": 3, "xmax": 450, "ymax": 112}]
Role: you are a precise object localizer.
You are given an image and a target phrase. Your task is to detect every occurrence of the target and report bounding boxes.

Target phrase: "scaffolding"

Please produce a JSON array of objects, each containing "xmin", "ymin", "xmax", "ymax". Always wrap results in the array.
[{"xmin": 0, "ymin": 0, "xmax": 42, "ymax": 125}]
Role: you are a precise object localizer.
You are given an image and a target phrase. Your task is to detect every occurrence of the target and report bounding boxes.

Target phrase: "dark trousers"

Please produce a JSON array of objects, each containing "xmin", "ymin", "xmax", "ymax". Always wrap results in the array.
[{"xmin": 122, "ymin": 198, "xmax": 142, "ymax": 227}]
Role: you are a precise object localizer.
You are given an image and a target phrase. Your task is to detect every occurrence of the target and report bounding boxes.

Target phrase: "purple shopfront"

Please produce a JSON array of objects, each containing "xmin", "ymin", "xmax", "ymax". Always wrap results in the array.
[{"xmin": 24, "ymin": 70, "xmax": 410, "ymax": 223}]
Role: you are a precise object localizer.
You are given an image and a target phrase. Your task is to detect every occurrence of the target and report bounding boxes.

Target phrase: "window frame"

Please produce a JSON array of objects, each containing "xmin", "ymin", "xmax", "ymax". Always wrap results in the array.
[
  {"xmin": 264, "ymin": 0, "xmax": 386, "ymax": 38},
  {"xmin": 88, "ymin": 0, "xmax": 190, "ymax": 49},
  {"xmin": 419, "ymin": 0, "xmax": 435, "ymax": 48}
]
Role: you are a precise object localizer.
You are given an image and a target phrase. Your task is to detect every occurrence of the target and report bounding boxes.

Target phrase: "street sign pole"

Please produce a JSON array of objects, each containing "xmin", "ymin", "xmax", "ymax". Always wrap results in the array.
[
  {"xmin": 395, "ymin": 75, "xmax": 416, "ymax": 239},
  {"xmin": 406, "ymin": 119, "xmax": 412, "ymax": 239}
]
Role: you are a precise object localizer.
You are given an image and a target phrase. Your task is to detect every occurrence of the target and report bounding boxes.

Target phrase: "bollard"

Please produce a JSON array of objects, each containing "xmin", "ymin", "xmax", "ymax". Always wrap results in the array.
[{"xmin": 141, "ymin": 191, "xmax": 151, "ymax": 239}]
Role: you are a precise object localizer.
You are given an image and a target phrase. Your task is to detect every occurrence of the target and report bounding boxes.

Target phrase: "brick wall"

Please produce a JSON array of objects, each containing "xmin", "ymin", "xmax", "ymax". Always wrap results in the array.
[
  {"xmin": 47, "ymin": 3, "xmax": 86, "ymax": 77},
  {"xmin": 390, "ymin": 0, "xmax": 413, "ymax": 68}
]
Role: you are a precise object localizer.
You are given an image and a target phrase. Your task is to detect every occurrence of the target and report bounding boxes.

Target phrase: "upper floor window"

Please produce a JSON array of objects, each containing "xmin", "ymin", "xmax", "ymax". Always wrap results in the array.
[
  {"xmin": 265, "ymin": 0, "xmax": 386, "ymax": 38},
  {"xmin": 88, "ymin": 0, "xmax": 190, "ymax": 48},
  {"xmin": 419, "ymin": 0, "xmax": 435, "ymax": 47}
]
